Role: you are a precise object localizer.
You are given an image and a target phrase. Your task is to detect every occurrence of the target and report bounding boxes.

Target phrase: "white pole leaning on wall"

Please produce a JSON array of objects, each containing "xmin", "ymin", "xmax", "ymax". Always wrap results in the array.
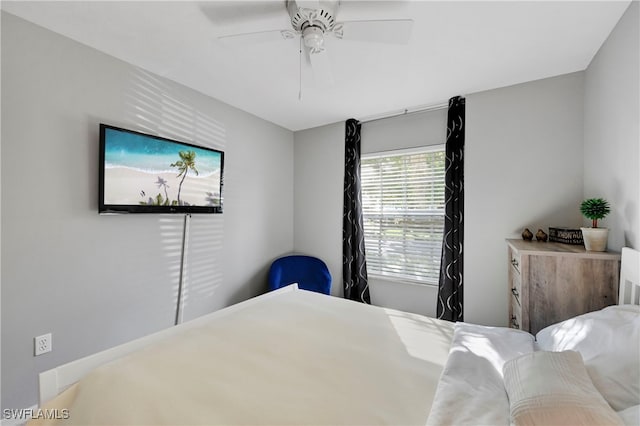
[{"xmin": 175, "ymin": 213, "xmax": 191, "ymax": 326}]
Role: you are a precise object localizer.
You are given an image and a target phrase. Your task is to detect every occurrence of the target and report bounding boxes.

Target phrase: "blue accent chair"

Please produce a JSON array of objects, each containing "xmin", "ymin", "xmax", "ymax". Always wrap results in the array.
[{"xmin": 268, "ymin": 255, "xmax": 332, "ymax": 295}]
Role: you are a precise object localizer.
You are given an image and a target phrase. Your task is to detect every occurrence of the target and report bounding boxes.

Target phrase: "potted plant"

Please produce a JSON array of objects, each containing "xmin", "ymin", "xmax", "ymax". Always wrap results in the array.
[{"xmin": 580, "ymin": 198, "xmax": 610, "ymax": 251}]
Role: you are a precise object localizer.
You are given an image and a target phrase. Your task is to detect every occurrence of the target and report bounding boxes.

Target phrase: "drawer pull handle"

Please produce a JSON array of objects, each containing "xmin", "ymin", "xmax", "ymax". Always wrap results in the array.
[
  {"xmin": 511, "ymin": 315, "xmax": 520, "ymax": 329},
  {"xmin": 511, "ymin": 258, "xmax": 519, "ymax": 268},
  {"xmin": 511, "ymin": 287, "xmax": 521, "ymax": 305}
]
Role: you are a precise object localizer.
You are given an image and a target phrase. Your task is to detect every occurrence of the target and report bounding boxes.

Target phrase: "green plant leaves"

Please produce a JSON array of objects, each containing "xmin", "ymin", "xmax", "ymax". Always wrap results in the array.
[{"xmin": 580, "ymin": 198, "xmax": 610, "ymax": 227}]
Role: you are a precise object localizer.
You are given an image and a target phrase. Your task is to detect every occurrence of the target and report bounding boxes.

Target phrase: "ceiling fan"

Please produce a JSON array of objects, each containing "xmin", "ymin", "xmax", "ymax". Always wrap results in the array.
[{"xmin": 215, "ymin": 0, "xmax": 414, "ymax": 89}]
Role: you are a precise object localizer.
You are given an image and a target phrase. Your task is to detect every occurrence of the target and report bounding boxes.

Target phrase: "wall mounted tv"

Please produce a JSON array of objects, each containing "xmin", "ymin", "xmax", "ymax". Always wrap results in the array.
[{"xmin": 99, "ymin": 124, "xmax": 224, "ymax": 214}]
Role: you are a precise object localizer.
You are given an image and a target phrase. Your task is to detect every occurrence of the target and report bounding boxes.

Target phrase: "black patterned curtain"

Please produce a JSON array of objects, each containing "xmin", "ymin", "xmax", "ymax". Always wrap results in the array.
[
  {"xmin": 437, "ymin": 96, "xmax": 465, "ymax": 322},
  {"xmin": 343, "ymin": 118, "xmax": 370, "ymax": 304}
]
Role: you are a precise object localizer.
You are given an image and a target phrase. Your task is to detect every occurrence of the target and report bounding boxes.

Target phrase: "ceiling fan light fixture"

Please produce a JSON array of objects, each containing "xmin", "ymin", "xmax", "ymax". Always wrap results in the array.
[
  {"xmin": 287, "ymin": 0, "xmax": 337, "ymax": 32},
  {"xmin": 302, "ymin": 26, "xmax": 325, "ymax": 52}
]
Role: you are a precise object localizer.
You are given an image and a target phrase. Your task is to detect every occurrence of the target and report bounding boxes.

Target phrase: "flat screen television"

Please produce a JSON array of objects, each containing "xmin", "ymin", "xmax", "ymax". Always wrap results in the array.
[{"xmin": 99, "ymin": 124, "xmax": 224, "ymax": 214}]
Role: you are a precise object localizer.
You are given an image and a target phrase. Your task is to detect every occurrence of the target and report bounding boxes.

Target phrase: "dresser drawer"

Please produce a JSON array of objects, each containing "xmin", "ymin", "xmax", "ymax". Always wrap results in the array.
[{"xmin": 506, "ymin": 239, "xmax": 620, "ymax": 334}]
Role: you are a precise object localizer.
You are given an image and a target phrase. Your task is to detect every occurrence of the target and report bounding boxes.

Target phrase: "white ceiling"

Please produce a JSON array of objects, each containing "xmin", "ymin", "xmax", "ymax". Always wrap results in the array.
[{"xmin": 2, "ymin": 0, "xmax": 631, "ymax": 131}]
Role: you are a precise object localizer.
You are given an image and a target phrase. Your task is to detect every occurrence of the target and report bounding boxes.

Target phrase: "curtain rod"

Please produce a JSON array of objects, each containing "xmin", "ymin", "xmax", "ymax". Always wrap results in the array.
[{"xmin": 360, "ymin": 102, "xmax": 449, "ymax": 124}]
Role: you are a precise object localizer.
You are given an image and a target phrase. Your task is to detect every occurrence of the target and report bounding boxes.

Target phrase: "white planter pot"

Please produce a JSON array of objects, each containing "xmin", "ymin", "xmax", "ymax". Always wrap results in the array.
[{"xmin": 581, "ymin": 227, "xmax": 609, "ymax": 252}]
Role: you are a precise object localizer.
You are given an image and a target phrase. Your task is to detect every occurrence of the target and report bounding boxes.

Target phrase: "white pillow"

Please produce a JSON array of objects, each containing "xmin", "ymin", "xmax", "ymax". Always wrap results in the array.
[
  {"xmin": 535, "ymin": 305, "xmax": 640, "ymax": 411},
  {"xmin": 503, "ymin": 350, "xmax": 623, "ymax": 426}
]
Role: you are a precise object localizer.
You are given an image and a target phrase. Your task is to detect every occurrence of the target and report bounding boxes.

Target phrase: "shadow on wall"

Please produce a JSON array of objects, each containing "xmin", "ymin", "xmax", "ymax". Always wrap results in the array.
[
  {"xmin": 610, "ymin": 177, "xmax": 638, "ymax": 249},
  {"xmin": 181, "ymin": 216, "xmax": 225, "ymax": 320},
  {"xmin": 125, "ymin": 67, "xmax": 228, "ymax": 321},
  {"xmin": 124, "ymin": 68, "xmax": 227, "ymax": 151}
]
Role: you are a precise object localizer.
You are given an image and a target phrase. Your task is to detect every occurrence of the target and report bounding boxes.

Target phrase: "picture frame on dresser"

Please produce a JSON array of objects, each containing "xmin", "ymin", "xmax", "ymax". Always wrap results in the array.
[{"xmin": 506, "ymin": 239, "xmax": 620, "ymax": 334}]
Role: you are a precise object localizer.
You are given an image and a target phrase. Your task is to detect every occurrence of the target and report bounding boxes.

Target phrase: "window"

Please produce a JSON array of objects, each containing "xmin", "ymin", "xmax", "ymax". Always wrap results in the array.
[{"xmin": 361, "ymin": 146, "xmax": 445, "ymax": 285}]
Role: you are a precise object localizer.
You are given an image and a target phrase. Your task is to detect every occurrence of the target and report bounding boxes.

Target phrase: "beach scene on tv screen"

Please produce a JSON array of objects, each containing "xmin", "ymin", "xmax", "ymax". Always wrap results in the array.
[{"xmin": 104, "ymin": 128, "xmax": 222, "ymax": 207}]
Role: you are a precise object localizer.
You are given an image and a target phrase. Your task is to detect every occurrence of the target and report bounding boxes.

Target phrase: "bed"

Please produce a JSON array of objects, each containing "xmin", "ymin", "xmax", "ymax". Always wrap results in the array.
[{"xmin": 32, "ymin": 247, "xmax": 640, "ymax": 425}]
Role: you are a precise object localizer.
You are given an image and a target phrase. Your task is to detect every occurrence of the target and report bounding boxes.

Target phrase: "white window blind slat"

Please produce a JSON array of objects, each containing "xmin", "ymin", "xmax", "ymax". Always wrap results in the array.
[{"xmin": 361, "ymin": 147, "xmax": 445, "ymax": 285}]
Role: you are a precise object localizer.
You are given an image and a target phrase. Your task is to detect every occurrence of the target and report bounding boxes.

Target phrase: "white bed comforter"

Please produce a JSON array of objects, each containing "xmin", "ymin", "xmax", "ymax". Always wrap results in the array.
[
  {"xmin": 426, "ymin": 323, "xmax": 535, "ymax": 426},
  {"xmin": 34, "ymin": 289, "xmax": 636, "ymax": 426},
  {"xmin": 34, "ymin": 289, "xmax": 454, "ymax": 425}
]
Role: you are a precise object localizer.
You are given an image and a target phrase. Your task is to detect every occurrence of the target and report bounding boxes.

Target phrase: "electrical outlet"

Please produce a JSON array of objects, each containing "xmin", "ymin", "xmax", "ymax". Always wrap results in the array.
[{"xmin": 34, "ymin": 333, "xmax": 52, "ymax": 356}]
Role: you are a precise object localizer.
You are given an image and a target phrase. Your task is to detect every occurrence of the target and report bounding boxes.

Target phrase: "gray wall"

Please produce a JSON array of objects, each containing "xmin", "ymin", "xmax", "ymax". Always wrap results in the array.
[
  {"xmin": 1, "ymin": 13, "xmax": 294, "ymax": 410},
  {"xmin": 584, "ymin": 1, "xmax": 639, "ymax": 251},
  {"xmin": 294, "ymin": 72, "xmax": 586, "ymax": 324},
  {"xmin": 293, "ymin": 122, "xmax": 345, "ymax": 297},
  {"xmin": 465, "ymin": 72, "xmax": 585, "ymax": 325}
]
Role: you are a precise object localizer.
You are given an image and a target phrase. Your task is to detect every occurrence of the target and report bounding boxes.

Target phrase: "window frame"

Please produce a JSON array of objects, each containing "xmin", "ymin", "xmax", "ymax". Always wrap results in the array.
[{"xmin": 361, "ymin": 143, "xmax": 446, "ymax": 287}]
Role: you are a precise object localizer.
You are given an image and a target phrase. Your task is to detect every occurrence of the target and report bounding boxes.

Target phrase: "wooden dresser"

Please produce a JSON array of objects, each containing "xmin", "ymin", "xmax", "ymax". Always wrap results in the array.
[{"xmin": 506, "ymin": 239, "xmax": 620, "ymax": 334}]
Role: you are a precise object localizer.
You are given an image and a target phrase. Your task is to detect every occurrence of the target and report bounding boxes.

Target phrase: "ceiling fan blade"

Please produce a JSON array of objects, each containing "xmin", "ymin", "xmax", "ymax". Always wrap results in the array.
[
  {"xmin": 294, "ymin": 0, "xmax": 322, "ymax": 10},
  {"xmin": 308, "ymin": 49, "xmax": 334, "ymax": 87},
  {"xmin": 218, "ymin": 29, "xmax": 295, "ymax": 46},
  {"xmin": 335, "ymin": 19, "xmax": 414, "ymax": 44}
]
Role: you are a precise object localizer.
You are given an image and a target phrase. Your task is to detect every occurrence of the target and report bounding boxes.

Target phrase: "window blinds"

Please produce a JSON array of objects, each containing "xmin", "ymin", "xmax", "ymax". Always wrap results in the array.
[{"xmin": 361, "ymin": 147, "xmax": 445, "ymax": 284}]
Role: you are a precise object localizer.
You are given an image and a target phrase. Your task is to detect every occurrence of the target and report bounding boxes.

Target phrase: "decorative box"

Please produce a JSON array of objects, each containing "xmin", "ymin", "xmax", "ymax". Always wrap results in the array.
[{"xmin": 548, "ymin": 227, "xmax": 584, "ymax": 245}]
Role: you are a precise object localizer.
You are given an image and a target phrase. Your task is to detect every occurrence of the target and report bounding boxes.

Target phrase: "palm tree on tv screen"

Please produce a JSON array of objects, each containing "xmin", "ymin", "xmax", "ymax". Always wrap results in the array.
[
  {"xmin": 156, "ymin": 176, "xmax": 170, "ymax": 204},
  {"xmin": 171, "ymin": 151, "xmax": 198, "ymax": 205}
]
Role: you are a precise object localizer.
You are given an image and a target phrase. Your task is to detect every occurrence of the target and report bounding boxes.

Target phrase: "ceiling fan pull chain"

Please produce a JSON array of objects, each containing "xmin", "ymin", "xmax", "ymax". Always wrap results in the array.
[{"xmin": 298, "ymin": 36, "xmax": 303, "ymax": 101}]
